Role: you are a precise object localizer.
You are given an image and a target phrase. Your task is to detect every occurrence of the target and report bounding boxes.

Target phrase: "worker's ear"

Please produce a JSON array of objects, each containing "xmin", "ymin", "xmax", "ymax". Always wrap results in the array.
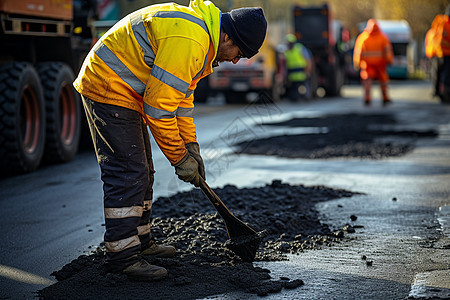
[
  {"xmin": 223, "ymin": 33, "xmax": 235, "ymax": 46},
  {"xmin": 218, "ymin": 28, "xmax": 234, "ymax": 47}
]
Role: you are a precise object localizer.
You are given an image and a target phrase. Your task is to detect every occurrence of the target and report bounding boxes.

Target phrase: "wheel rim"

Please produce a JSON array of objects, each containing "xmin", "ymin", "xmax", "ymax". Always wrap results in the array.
[
  {"xmin": 20, "ymin": 85, "xmax": 40, "ymax": 154},
  {"xmin": 59, "ymin": 82, "xmax": 76, "ymax": 146}
]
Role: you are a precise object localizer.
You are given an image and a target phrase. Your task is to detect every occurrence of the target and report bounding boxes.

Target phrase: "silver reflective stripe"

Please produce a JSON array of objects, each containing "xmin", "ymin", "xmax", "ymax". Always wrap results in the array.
[
  {"xmin": 104, "ymin": 206, "xmax": 143, "ymax": 219},
  {"xmin": 94, "ymin": 43, "xmax": 146, "ymax": 95},
  {"xmin": 105, "ymin": 235, "xmax": 140, "ymax": 253},
  {"xmin": 185, "ymin": 89, "xmax": 194, "ymax": 98},
  {"xmin": 151, "ymin": 65, "xmax": 190, "ymax": 94},
  {"xmin": 143, "ymin": 101, "xmax": 176, "ymax": 119},
  {"xmin": 177, "ymin": 107, "xmax": 194, "ymax": 117},
  {"xmin": 153, "ymin": 11, "xmax": 208, "ymax": 34},
  {"xmin": 130, "ymin": 12, "xmax": 155, "ymax": 67},
  {"xmin": 137, "ymin": 224, "xmax": 151, "ymax": 236},
  {"xmin": 143, "ymin": 101, "xmax": 193, "ymax": 119}
]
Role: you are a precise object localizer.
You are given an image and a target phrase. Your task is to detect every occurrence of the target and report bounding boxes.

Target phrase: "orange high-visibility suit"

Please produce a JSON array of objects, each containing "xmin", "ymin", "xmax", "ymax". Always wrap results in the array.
[
  {"xmin": 425, "ymin": 14, "xmax": 447, "ymax": 97},
  {"xmin": 425, "ymin": 14, "xmax": 445, "ymax": 58},
  {"xmin": 353, "ymin": 19, "xmax": 394, "ymax": 104},
  {"xmin": 440, "ymin": 14, "xmax": 450, "ymax": 101}
]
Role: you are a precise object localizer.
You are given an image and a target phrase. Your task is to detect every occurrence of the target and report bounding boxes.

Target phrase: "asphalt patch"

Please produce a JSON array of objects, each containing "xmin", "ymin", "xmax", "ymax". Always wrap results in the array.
[
  {"xmin": 235, "ymin": 113, "xmax": 438, "ymax": 159},
  {"xmin": 39, "ymin": 180, "xmax": 362, "ymax": 299}
]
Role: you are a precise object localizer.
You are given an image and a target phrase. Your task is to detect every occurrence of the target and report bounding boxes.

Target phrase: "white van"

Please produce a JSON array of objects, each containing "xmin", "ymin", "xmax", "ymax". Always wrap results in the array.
[{"xmin": 376, "ymin": 20, "xmax": 413, "ymax": 79}]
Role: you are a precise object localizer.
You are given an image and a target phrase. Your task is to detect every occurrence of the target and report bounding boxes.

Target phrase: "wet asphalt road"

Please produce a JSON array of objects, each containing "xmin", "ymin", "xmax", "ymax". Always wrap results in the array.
[{"xmin": 1, "ymin": 80, "xmax": 449, "ymax": 299}]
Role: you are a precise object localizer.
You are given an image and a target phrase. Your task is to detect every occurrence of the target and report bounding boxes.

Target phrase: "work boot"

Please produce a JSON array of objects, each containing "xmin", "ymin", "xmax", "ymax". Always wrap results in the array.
[
  {"xmin": 141, "ymin": 241, "xmax": 176, "ymax": 258},
  {"xmin": 122, "ymin": 259, "xmax": 168, "ymax": 281},
  {"xmin": 383, "ymin": 99, "xmax": 392, "ymax": 106}
]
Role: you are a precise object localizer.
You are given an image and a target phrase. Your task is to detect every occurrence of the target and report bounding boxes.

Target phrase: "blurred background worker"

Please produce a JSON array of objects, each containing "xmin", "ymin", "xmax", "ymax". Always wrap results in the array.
[
  {"xmin": 285, "ymin": 33, "xmax": 313, "ymax": 101},
  {"xmin": 439, "ymin": 6, "xmax": 450, "ymax": 103},
  {"xmin": 425, "ymin": 13, "xmax": 446, "ymax": 98},
  {"xmin": 353, "ymin": 19, "xmax": 394, "ymax": 106},
  {"xmin": 425, "ymin": 5, "xmax": 450, "ymax": 103}
]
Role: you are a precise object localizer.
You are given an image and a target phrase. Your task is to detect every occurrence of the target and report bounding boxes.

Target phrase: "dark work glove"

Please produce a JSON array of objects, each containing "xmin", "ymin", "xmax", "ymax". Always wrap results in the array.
[
  {"xmin": 185, "ymin": 142, "xmax": 205, "ymax": 180},
  {"xmin": 174, "ymin": 154, "xmax": 200, "ymax": 187}
]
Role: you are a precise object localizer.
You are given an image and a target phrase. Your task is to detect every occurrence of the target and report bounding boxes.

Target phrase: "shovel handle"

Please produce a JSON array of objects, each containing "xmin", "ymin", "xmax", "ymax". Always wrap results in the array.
[
  {"xmin": 199, "ymin": 177, "xmax": 233, "ymax": 218},
  {"xmin": 199, "ymin": 177, "xmax": 259, "ymax": 242}
]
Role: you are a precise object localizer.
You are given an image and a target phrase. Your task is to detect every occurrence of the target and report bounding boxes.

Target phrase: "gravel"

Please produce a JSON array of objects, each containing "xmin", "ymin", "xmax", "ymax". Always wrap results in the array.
[{"xmin": 39, "ymin": 180, "xmax": 361, "ymax": 299}]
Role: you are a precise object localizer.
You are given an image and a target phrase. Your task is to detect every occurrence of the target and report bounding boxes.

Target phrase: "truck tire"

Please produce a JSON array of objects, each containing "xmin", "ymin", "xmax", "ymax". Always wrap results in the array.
[
  {"xmin": 309, "ymin": 70, "xmax": 319, "ymax": 98},
  {"xmin": 269, "ymin": 73, "xmax": 282, "ymax": 102},
  {"xmin": 0, "ymin": 62, "xmax": 46, "ymax": 174},
  {"xmin": 326, "ymin": 64, "xmax": 342, "ymax": 97},
  {"xmin": 37, "ymin": 62, "xmax": 81, "ymax": 162},
  {"xmin": 441, "ymin": 86, "xmax": 450, "ymax": 104}
]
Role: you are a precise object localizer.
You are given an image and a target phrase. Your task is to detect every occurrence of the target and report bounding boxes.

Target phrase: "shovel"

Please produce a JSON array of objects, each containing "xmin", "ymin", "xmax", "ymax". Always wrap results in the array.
[{"xmin": 199, "ymin": 177, "xmax": 265, "ymax": 262}]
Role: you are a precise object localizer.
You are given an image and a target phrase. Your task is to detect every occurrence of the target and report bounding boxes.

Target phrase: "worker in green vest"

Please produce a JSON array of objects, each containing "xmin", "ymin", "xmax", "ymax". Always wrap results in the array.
[{"xmin": 284, "ymin": 33, "xmax": 313, "ymax": 101}]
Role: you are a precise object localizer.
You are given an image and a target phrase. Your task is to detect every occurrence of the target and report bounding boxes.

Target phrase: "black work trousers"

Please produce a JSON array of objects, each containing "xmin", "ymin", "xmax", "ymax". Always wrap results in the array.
[{"xmin": 82, "ymin": 96, "xmax": 154, "ymax": 272}]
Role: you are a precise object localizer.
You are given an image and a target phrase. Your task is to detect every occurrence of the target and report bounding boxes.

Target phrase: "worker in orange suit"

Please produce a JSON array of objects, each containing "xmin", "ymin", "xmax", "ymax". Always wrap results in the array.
[
  {"xmin": 425, "ymin": 14, "xmax": 445, "ymax": 97},
  {"xmin": 353, "ymin": 19, "xmax": 394, "ymax": 106},
  {"xmin": 439, "ymin": 6, "xmax": 450, "ymax": 102}
]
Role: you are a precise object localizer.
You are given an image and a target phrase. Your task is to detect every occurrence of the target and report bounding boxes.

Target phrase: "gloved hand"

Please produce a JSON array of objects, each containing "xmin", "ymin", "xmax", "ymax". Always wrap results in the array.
[
  {"xmin": 185, "ymin": 142, "xmax": 205, "ymax": 180},
  {"xmin": 174, "ymin": 154, "xmax": 200, "ymax": 187}
]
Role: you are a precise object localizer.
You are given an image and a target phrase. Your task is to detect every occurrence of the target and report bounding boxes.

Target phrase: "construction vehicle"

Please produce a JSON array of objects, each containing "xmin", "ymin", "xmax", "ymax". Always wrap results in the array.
[
  {"xmin": 293, "ymin": 3, "xmax": 349, "ymax": 97},
  {"xmin": 206, "ymin": 38, "xmax": 285, "ymax": 103},
  {"xmin": 376, "ymin": 20, "xmax": 413, "ymax": 79},
  {"xmin": 0, "ymin": 0, "xmax": 96, "ymax": 175}
]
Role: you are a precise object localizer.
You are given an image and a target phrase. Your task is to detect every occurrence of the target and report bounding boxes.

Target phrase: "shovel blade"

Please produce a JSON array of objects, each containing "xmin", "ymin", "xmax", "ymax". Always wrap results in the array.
[{"xmin": 224, "ymin": 230, "xmax": 267, "ymax": 262}]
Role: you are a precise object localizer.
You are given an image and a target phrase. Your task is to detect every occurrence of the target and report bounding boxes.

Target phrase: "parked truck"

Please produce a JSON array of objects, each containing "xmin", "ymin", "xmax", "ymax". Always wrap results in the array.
[
  {"xmin": 205, "ymin": 38, "xmax": 285, "ymax": 103},
  {"xmin": 293, "ymin": 4, "xmax": 349, "ymax": 97},
  {"xmin": 0, "ymin": 0, "xmax": 96, "ymax": 175}
]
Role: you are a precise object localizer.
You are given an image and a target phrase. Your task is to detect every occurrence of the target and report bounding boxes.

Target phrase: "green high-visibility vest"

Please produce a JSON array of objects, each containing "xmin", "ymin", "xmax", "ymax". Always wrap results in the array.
[{"xmin": 285, "ymin": 43, "xmax": 307, "ymax": 82}]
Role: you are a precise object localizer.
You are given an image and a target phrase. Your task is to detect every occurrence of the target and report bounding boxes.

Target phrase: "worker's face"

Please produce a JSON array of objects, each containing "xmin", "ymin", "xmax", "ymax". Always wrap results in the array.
[{"xmin": 213, "ymin": 33, "xmax": 244, "ymax": 67}]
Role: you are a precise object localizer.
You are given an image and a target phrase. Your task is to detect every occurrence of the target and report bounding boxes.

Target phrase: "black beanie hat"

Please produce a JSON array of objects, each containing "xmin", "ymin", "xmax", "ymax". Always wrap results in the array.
[{"xmin": 221, "ymin": 7, "xmax": 267, "ymax": 58}]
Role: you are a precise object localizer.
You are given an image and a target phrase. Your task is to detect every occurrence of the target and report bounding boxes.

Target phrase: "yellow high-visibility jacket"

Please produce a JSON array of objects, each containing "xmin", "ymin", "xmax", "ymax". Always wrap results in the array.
[
  {"xmin": 285, "ymin": 43, "xmax": 308, "ymax": 82},
  {"xmin": 74, "ymin": 0, "xmax": 220, "ymax": 165}
]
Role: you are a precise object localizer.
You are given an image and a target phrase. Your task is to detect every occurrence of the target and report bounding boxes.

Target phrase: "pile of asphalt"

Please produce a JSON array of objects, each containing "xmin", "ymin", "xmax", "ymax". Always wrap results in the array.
[
  {"xmin": 39, "ymin": 180, "xmax": 361, "ymax": 299},
  {"xmin": 235, "ymin": 113, "xmax": 438, "ymax": 159}
]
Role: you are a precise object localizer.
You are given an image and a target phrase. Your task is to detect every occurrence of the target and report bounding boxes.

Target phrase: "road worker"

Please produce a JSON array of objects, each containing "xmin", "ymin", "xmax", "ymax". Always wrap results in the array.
[
  {"xmin": 439, "ymin": 6, "xmax": 450, "ymax": 102},
  {"xmin": 425, "ymin": 6, "xmax": 450, "ymax": 103},
  {"xmin": 73, "ymin": 0, "xmax": 267, "ymax": 281},
  {"xmin": 425, "ymin": 14, "xmax": 445, "ymax": 98},
  {"xmin": 353, "ymin": 19, "xmax": 394, "ymax": 106},
  {"xmin": 284, "ymin": 33, "xmax": 313, "ymax": 100}
]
